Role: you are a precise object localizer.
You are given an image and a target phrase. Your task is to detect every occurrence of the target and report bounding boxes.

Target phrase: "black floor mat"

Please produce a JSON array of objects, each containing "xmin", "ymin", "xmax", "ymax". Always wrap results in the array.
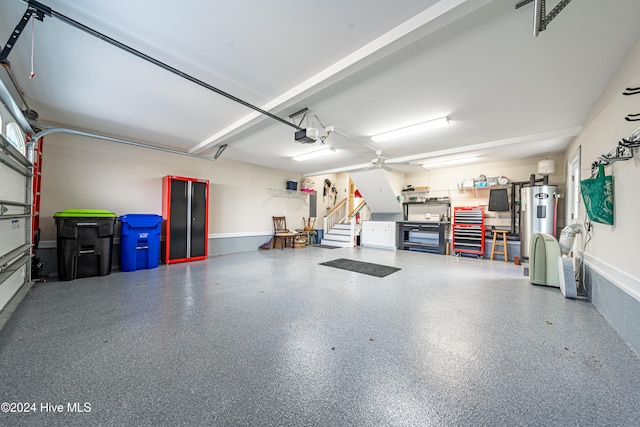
[
  {"xmin": 319, "ymin": 258, "xmax": 401, "ymax": 278},
  {"xmin": 313, "ymin": 245, "xmax": 340, "ymax": 249}
]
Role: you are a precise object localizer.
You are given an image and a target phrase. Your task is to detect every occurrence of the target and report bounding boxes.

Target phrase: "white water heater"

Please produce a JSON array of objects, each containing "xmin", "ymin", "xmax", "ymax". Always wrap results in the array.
[{"xmin": 520, "ymin": 185, "xmax": 558, "ymax": 260}]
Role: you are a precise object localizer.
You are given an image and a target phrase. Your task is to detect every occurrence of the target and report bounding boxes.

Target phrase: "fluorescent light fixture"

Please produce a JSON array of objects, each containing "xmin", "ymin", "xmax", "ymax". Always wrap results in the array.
[
  {"xmin": 292, "ymin": 146, "xmax": 336, "ymax": 161},
  {"xmin": 421, "ymin": 156, "xmax": 478, "ymax": 169},
  {"xmin": 371, "ymin": 116, "xmax": 449, "ymax": 142}
]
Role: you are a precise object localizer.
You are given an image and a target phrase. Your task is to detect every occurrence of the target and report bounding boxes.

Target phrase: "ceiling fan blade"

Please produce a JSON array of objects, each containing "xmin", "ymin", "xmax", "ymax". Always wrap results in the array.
[
  {"xmin": 334, "ymin": 161, "xmax": 377, "ymax": 173},
  {"xmin": 386, "ymin": 160, "xmax": 411, "ymax": 165}
]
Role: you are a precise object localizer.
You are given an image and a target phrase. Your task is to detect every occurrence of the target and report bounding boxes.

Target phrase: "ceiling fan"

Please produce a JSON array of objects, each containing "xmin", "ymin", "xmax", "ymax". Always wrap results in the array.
[
  {"xmin": 371, "ymin": 150, "xmax": 410, "ymax": 170},
  {"xmin": 345, "ymin": 150, "xmax": 411, "ymax": 173}
]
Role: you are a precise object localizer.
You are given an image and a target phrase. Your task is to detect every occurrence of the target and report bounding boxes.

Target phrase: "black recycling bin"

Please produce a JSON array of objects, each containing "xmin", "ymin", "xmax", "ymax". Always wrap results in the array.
[{"xmin": 54, "ymin": 209, "xmax": 116, "ymax": 281}]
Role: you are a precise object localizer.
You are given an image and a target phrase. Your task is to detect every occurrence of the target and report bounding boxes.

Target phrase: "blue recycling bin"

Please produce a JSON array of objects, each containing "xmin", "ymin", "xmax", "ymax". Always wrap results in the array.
[{"xmin": 119, "ymin": 214, "xmax": 163, "ymax": 272}]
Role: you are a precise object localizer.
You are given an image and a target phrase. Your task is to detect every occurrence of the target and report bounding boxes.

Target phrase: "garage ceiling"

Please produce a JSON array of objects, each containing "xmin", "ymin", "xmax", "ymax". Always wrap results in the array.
[{"xmin": 1, "ymin": 0, "xmax": 639, "ymax": 175}]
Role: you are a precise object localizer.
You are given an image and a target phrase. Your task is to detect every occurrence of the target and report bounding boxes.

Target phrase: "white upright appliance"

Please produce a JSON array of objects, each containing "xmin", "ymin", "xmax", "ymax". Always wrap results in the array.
[{"xmin": 520, "ymin": 184, "xmax": 558, "ymax": 260}]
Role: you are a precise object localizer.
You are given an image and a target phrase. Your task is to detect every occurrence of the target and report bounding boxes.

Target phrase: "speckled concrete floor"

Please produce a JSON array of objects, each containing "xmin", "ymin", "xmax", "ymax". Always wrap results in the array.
[{"xmin": 1, "ymin": 247, "xmax": 639, "ymax": 426}]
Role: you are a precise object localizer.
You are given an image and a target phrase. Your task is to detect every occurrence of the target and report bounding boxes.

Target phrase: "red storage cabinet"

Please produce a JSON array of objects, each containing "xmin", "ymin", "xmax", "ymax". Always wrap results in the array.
[
  {"xmin": 452, "ymin": 206, "xmax": 485, "ymax": 258},
  {"xmin": 162, "ymin": 175, "xmax": 209, "ymax": 264}
]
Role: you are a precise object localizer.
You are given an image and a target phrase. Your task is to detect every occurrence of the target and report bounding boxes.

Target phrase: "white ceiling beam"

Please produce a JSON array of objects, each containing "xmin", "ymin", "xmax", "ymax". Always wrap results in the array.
[
  {"xmin": 395, "ymin": 126, "xmax": 584, "ymax": 163},
  {"xmin": 189, "ymin": 0, "xmax": 493, "ymax": 154}
]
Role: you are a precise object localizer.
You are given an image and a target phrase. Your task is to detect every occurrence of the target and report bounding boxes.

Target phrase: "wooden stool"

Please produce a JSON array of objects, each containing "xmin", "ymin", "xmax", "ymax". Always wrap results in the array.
[{"xmin": 490, "ymin": 230, "xmax": 509, "ymax": 262}]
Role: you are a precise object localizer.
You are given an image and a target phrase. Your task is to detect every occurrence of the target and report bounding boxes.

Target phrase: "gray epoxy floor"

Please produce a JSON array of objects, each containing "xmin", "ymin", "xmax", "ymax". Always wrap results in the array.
[{"xmin": 1, "ymin": 246, "xmax": 639, "ymax": 426}]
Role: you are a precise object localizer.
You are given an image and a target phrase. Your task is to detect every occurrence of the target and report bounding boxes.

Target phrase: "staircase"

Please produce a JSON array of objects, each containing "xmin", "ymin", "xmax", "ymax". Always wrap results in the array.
[
  {"xmin": 319, "ymin": 198, "xmax": 370, "ymax": 248},
  {"xmin": 321, "ymin": 222, "xmax": 355, "ymax": 248},
  {"xmin": 320, "ymin": 169, "xmax": 403, "ymax": 248}
]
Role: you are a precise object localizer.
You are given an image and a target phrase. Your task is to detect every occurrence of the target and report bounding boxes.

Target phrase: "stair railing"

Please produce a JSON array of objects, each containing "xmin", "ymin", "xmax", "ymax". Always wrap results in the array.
[
  {"xmin": 348, "ymin": 200, "xmax": 370, "ymax": 244},
  {"xmin": 348, "ymin": 199, "xmax": 370, "ymax": 221},
  {"xmin": 324, "ymin": 198, "xmax": 348, "ymax": 234}
]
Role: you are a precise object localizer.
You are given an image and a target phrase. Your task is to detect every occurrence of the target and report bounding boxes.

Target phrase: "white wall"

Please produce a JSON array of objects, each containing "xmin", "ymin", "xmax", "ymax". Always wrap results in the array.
[
  {"xmin": 564, "ymin": 37, "xmax": 640, "ymax": 287},
  {"xmin": 39, "ymin": 132, "xmax": 308, "ymax": 242},
  {"xmin": 303, "ymin": 172, "xmax": 349, "ymax": 219}
]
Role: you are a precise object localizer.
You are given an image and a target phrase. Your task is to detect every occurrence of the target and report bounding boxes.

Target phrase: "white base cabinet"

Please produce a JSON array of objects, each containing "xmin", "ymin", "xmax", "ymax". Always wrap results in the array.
[{"xmin": 361, "ymin": 221, "xmax": 397, "ymax": 250}]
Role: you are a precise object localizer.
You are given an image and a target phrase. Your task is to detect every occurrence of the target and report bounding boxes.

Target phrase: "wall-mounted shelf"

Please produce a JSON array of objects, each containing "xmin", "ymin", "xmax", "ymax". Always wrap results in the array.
[
  {"xmin": 401, "ymin": 189, "xmax": 431, "ymax": 200},
  {"xmin": 402, "ymin": 197, "xmax": 451, "ymax": 222},
  {"xmin": 263, "ymin": 188, "xmax": 309, "ymax": 206},
  {"xmin": 454, "ymin": 185, "xmax": 510, "ymax": 199}
]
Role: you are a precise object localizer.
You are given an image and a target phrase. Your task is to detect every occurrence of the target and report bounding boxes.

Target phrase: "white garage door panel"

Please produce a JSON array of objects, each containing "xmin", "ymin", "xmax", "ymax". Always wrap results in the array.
[
  {"xmin": 0, "ymin": 217, "xmax": 26, "ymax": 255},
  {"xmin": 0, "ymin": 140, "xmax": 32, "ymax": 318},
  {"xmin": 0, "ymin": 166, "xmax": 27, "ymax": 202},
  {"xmin": 0, "ymin": 266, "xmax": 26, "ymax": 310},
  {"xmin": 0, "ymin": 75, "xmax": 34, "ymax": 323}
]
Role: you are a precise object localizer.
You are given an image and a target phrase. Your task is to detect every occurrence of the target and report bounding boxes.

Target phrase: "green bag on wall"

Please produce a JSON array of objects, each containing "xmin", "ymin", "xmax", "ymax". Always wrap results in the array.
[{"xmin": 580, "ymin": 163, "xmax": 614, "ymax": 225}]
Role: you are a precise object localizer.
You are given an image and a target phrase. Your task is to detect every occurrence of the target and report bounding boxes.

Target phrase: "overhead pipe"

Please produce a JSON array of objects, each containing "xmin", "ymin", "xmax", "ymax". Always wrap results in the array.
[
  {"xmin": 19, "ymin": 0, "xmax": 301, "ymax": 131},
  {"xmin": 33, "ymin": 127, "xmax": 219, "ymax": 161}
]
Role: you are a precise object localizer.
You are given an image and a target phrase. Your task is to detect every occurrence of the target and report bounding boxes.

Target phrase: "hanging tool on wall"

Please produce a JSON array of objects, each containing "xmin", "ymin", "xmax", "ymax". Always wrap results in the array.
[
  {"xmin": 619, "ymin": 127, "xmax": 640, "ymax": 148},
  {"xmin": 623, "ymin": 85, "xmax": 640, "ymax": 120},
  {"xmin": 598, "ymin": 145, "xmax": 633, "ymax": 164},
  {"xmin": 590, "ymin": 126, "xmax": 639, "ymax": 175},
  {"xmin": 323, "ymin": 179, "xmax": 331, "ymax": 202}
]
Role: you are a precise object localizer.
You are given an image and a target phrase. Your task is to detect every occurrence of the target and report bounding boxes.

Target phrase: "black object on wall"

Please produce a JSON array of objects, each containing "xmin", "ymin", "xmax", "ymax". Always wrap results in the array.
[{"xmin": 488, "ymin": 188, "xmax": 510, "ymax": 212}]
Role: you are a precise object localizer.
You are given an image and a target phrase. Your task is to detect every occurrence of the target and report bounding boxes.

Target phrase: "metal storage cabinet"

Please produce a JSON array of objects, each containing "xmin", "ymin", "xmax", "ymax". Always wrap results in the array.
[
  {"xmin": 162, "ymin": 176, "xmax": 209, "ymax": 264},
  {"xmin": 452, "ymin": 206, "xmax": 485, "ymax": 258},
  {"xmin": 397, "ymin": 221, "xmax": 447, "ymax": 254}
]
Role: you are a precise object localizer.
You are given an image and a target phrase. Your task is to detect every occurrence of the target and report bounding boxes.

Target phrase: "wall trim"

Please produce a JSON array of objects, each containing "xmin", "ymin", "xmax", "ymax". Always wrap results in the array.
[
  {"xmin": 209, "ymin": 231, "xmax": 272, "ymax": 239},
  {"xmin": 38, "ymin": 231, "xmax": 276, "ymax": 249},
  {"xmin": 583, "ymin": 252, "xmax": 640, "ymax": 302}
]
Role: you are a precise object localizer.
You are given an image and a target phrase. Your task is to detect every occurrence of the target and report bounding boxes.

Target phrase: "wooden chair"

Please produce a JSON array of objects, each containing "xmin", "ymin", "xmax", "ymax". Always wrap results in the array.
[
  {"xmin": 303, "ymin": 217, "xmax": 316, "ymax": 231},
  {"xmin": 272, "ymin": 216, "xmax": 297, "ymax": 249}
]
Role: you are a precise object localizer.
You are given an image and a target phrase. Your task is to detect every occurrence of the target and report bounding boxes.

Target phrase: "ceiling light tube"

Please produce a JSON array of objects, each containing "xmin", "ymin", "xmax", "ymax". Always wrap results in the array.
[
  {"xmin": 371, "ymin": 116, "xmax": 449, "ymax": 142},
  {"xmin": 421, "ymin": 156, "xmax": 478, "ymax": 169},
  {"xmin": 292, "ymin": 146, "xmax": 336, "ymax": 161}
]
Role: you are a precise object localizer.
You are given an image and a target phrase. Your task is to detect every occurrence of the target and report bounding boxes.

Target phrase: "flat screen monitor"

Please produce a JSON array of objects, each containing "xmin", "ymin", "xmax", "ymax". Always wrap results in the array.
[{"xmin": 488, "ymin": 188, "xmax": 509, "ymax": 212}]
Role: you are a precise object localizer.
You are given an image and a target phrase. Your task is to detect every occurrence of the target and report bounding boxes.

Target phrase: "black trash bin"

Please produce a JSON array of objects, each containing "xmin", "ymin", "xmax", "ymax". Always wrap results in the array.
[{"xmin": 54, "ymin": 209, "xmax": 116, "ymax": 281}]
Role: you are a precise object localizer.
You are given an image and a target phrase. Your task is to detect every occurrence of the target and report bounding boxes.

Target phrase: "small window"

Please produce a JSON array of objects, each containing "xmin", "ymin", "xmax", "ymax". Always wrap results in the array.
[{"xmin": 6, "ymin": 121, "xmax": 26, "ymax": 156}]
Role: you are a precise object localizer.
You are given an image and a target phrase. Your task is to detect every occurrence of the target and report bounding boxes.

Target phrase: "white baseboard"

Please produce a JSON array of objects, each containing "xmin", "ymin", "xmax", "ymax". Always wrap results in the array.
[{"xmin": 582, "ymin": 252, "xmax": 640, "ymax": 302}]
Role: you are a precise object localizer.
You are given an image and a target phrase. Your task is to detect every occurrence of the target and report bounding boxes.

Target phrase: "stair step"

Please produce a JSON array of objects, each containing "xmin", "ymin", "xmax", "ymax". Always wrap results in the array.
[
  {"xmin": 333, "ymin": 223, "xmax": 351, "ymax": 229},
  {"xmin": 320, "ymin": 239, "xmax": 353, "ymax": 248},
  {"xmin": 324, "ymin": 233, "xmax": 351, "ymax": 242},
  {"xmin": 330, "ymin": 228, "xmax": 351, "ymax": 236}
]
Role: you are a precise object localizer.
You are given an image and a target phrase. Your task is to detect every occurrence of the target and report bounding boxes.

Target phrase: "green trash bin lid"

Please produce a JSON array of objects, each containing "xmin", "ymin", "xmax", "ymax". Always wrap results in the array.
[{"xmin": 54, "ymin": 209, "xmax": 117, "ymax": 218}]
